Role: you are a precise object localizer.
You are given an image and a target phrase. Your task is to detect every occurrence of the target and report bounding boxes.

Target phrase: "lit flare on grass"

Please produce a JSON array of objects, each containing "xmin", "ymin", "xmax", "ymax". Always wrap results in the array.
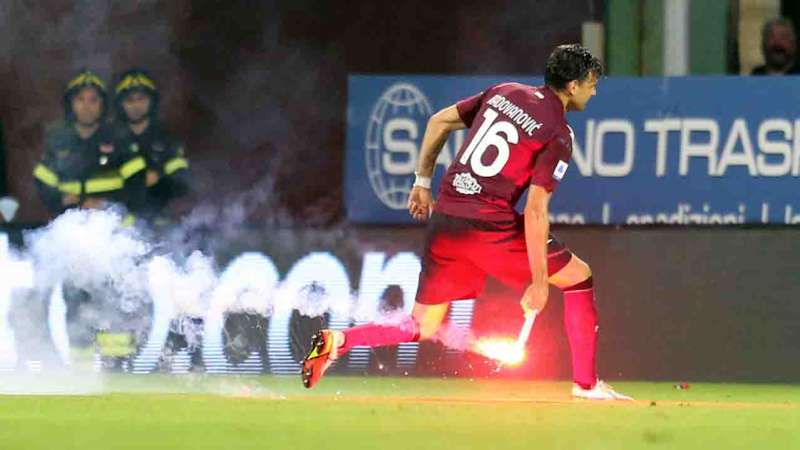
[{"xmin": 473, "ymin": 338, "xmax": 526, "ymax": 366}]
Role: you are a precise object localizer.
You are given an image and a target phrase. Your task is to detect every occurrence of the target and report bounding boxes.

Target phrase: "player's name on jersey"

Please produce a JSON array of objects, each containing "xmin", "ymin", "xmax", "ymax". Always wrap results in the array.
[{"xmin": 485, "ymin": 94, "xmax": 543, "ymax": 136}]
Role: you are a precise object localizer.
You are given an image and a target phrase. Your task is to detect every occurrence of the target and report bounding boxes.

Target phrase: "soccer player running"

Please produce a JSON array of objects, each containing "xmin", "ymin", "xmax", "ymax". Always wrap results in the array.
[{"xmin": 303, "ymin": 44, "xmax": 631, "ymax": 400}]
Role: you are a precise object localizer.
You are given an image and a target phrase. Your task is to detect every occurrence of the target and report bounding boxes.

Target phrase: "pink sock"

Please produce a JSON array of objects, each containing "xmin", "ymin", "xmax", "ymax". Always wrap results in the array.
[
  {"xmin": 563, "ymin": 277, "xmax": 598, "ymax": 389},
  {"xmin": 339, "ymin": 315, "xmax": 420, "ymax": 355}
]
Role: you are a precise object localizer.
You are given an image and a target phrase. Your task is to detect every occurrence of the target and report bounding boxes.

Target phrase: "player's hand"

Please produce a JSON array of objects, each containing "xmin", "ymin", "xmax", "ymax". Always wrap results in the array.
[
  {"xmin": 62, "ymin": 194, "xmax": 80, "ymax": 206},
  {"xmin": 407, "ymin": 186, "xmax": 435, "ymax": 221},
  {"xmin": 520, "ymin": 282, "xmax": 548, "ymax": 316},
  {"xmin": 146, "ymin": 170, "xmax": 160, "ymax": 187},
  {"xmin": 81, "ymin": 197, "xmax": 107, "ymax": 210}
]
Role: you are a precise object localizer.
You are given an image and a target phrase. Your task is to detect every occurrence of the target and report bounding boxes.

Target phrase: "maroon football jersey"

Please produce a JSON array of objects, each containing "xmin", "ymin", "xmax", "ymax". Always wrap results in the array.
[{"xmin": 435, "ymin": 83, "xmax": 573, "ymax": 223}]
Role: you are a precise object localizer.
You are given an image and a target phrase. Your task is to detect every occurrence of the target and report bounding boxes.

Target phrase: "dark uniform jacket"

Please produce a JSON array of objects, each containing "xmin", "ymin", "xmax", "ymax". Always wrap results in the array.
[
  {"xmin": 115, "ymin": 122, "xmax": 189, "ymax": 221},
  {"xmin": 33, "ymin": 122, "xmax": 147, "ymax": 216}
]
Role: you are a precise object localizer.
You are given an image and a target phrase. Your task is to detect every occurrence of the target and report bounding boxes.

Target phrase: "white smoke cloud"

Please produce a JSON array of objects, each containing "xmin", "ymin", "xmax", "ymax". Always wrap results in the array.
[
  {"xmin": 25, "ymin": 209, "xmax": 151, "ymax": 309},
  {"xmin": 17, "ymin": 208, "xmax": 392, "ymax": 328}
]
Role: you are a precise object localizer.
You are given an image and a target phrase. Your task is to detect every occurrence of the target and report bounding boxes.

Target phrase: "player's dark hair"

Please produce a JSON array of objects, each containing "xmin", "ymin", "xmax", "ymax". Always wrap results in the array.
[{"xmin": 544, "ymin": 44, "xmax": 604, "ymax": 91}]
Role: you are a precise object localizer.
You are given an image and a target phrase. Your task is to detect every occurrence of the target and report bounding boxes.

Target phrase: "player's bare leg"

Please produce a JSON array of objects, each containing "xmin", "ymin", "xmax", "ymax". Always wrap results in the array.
[
  {"xmin": 549, "ymin": 255, "xmax": 632, "ymax": 400},
  {"xmin": 548, "ymin": 253, "xmax": 592, "ymax": 288},
  {"xmin": 410, "ymin": 302, "xmax": 450, "ymax": 340},
  {"xmin": 302, "ymin": 303, "xmax": 449, "ymax": 388}
]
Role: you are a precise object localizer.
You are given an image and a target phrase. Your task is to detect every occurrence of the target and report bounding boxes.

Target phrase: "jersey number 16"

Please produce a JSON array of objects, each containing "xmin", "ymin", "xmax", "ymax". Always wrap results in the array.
[{"xmin": 459, "ymin": 108, "xmax": 519, "ymax": 178}]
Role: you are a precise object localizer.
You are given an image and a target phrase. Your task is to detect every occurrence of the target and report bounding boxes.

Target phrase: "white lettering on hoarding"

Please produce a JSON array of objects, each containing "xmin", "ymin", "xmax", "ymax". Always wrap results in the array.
[
  {"xmin": 644, "ymin": 118, "xmax": 800, "ymax": 177},
  {"xmin": 757, "ymin": 119, "xmax": 792, "ymax": 176},
  {"xmin": 571, "ymin": 119, "xmax": 636, "ymax": 177},
  {"xmin": 382, "ymin": 118, "xmax": 419, "ymax": 175},
  {"xmin": 593, "ymin": 120, "xmax": 635, "ymax": 177},
  {"xmin": 0, "ymin": 234, "xmax": 34, "ymax": 371},
  {"xmin": 679, "ymin": 119, "xmax": 718, "ymax": 176},
  {"xmin": 0, "ymin": 241, "xmax": 434, "ymax": 374}
]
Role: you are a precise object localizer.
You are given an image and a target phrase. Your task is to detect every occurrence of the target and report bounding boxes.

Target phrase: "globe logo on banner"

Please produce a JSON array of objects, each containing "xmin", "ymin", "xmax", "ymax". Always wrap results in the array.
[{"xmin": 365, "ymin": 83, "xmax": 433, "ymax": 209}]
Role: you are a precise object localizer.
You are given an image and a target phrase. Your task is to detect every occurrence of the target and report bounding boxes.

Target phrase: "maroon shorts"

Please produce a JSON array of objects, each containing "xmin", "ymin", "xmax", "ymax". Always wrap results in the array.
[{"xmin": 415, "ymin": 213, "xmax": 574, "ymax": 305}]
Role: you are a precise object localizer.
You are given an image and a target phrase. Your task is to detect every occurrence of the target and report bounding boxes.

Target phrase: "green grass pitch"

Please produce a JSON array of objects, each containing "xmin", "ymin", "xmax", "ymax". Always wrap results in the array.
[{"xmin": 0, "ymin": 375, "xmax": 798, "ymax": 449}]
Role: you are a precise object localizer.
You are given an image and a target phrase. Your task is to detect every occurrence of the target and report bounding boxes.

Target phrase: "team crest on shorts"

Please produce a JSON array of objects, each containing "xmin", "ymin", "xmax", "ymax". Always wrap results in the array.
[
  {"xmin": 553, "ymin": 160, "xmax": 569, "ymax": 181},
  {"xmin": 453, "ymin": 172, "xmax": 482, "ymax": 195}
]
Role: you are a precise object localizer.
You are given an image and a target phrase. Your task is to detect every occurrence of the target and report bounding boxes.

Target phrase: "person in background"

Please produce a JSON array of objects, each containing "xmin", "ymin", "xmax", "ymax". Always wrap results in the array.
[
  {"xmin": 32, "ymin": 70, "xmax": 148, "ymax": 368},
  {"xmin": 113, "ymin": 69, "xmax": 196, "ymax": 370},
  {"xmin": 114, "ymin": 68, "xmax": 189, "ymax": 227},
  {"xmin": 33, "ymin": 70, "xmax": 147, "ymax": 220},
  {"xmin": 751, "ymin": 17, "xmax": 800, "ymax": 75}
]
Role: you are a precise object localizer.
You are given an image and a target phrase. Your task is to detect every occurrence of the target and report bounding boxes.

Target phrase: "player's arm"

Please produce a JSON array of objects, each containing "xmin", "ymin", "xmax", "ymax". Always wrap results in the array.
[
  {"xmin": 408, "ymin": 105, "xmax": 466, "ymax": 221},
  {"xmin": 416, "ymin": 105, "xmax": 466, "ymax": 177},
  {"xmin": 160, "ymin": 142, "xmax": 191, "ymax": 198},
  {"xmin": 33, "ymin": 162, "xmax": 69, "ymax": 214},
  {"xmin": 33, "ymin": 133, "xmax": 75, "ymax": 215},
  {"xmin": 520, "ymin": 185, "xmax": 552, "ymax": 314},
  {"xmin": 117, "ymin": 152, "xmax": 148, "ymax": 215},
  {"xmin": 520, "ymin": 125, "xmax": 572, "ymax": 314}
]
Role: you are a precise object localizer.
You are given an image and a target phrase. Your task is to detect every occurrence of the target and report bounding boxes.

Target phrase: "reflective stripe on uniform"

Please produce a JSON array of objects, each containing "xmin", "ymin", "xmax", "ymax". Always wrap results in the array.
[
  {"xmin": 58, "ymin": 182, "xmax": 82, "ymax": 195},
  {"xmin": 85, "ymin": 176, "xmax": 124, "ymax": 193},
  {"xmin": 67, "ymin": 72, "xmax": 106, "ymax": 90},
  {"xmin": 164, "ymin": 157, "xmax": 189, "ymax": 175},
  {"xmin": 115, "ymin": 74, "xmax": 156, "ymax": 93},
  {"xmin": 33, "ymin": 164, "xmax": 59, "ymax": 187},
  {"xmin": 119, "ymin": 156, "xmax": 147, "ymax": 179},
  {"xmin": 121, "ymin": 214, "xmax": 136, "ymax": 227}
]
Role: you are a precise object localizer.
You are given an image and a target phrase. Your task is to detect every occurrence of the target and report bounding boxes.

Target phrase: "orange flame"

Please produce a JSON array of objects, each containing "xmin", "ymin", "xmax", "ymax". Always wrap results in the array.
[{"xmin": 473, "ymin": 338, "xmax": 526, "ymax": 366}]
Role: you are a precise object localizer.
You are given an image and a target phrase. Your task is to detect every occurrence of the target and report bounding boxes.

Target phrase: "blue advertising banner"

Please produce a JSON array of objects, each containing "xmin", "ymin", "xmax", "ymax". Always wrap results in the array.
[{"xmin": 345, "ymin": 76, "xmax": 800, "ymax": 225}]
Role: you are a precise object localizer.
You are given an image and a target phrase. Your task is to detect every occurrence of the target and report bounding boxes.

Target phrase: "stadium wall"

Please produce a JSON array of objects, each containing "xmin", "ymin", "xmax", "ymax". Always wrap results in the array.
[{"xmin": 1, "ymin": 224, "xmax": 798, "ymax": 382}]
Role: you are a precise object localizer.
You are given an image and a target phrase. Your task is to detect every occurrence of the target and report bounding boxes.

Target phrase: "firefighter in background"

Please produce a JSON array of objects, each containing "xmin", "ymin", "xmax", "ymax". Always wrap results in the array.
[
  {"xmin": 33, "ymin": 70, "xmax": 147, "ymax": 218},
  {"xmin": 114, "ymin": 68, "xmax": 190, "ymax": 227},
  {"xmin": 31, "ymin": 70, "xmax": 149, "ymax": 368},
  {"xmin": 114, "ymin": 69, "xmax": 197, "ymax": 370}
]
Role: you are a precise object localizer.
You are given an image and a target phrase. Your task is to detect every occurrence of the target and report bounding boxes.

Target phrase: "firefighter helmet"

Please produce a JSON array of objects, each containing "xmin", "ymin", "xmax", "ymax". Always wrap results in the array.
[
  {"xmin": 114, "ymin": 68, "xmax": 160, "ymax": 121},
  {"xmin": 63, "ymin": 69, "xmax": 107, "ymax": 122}
]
